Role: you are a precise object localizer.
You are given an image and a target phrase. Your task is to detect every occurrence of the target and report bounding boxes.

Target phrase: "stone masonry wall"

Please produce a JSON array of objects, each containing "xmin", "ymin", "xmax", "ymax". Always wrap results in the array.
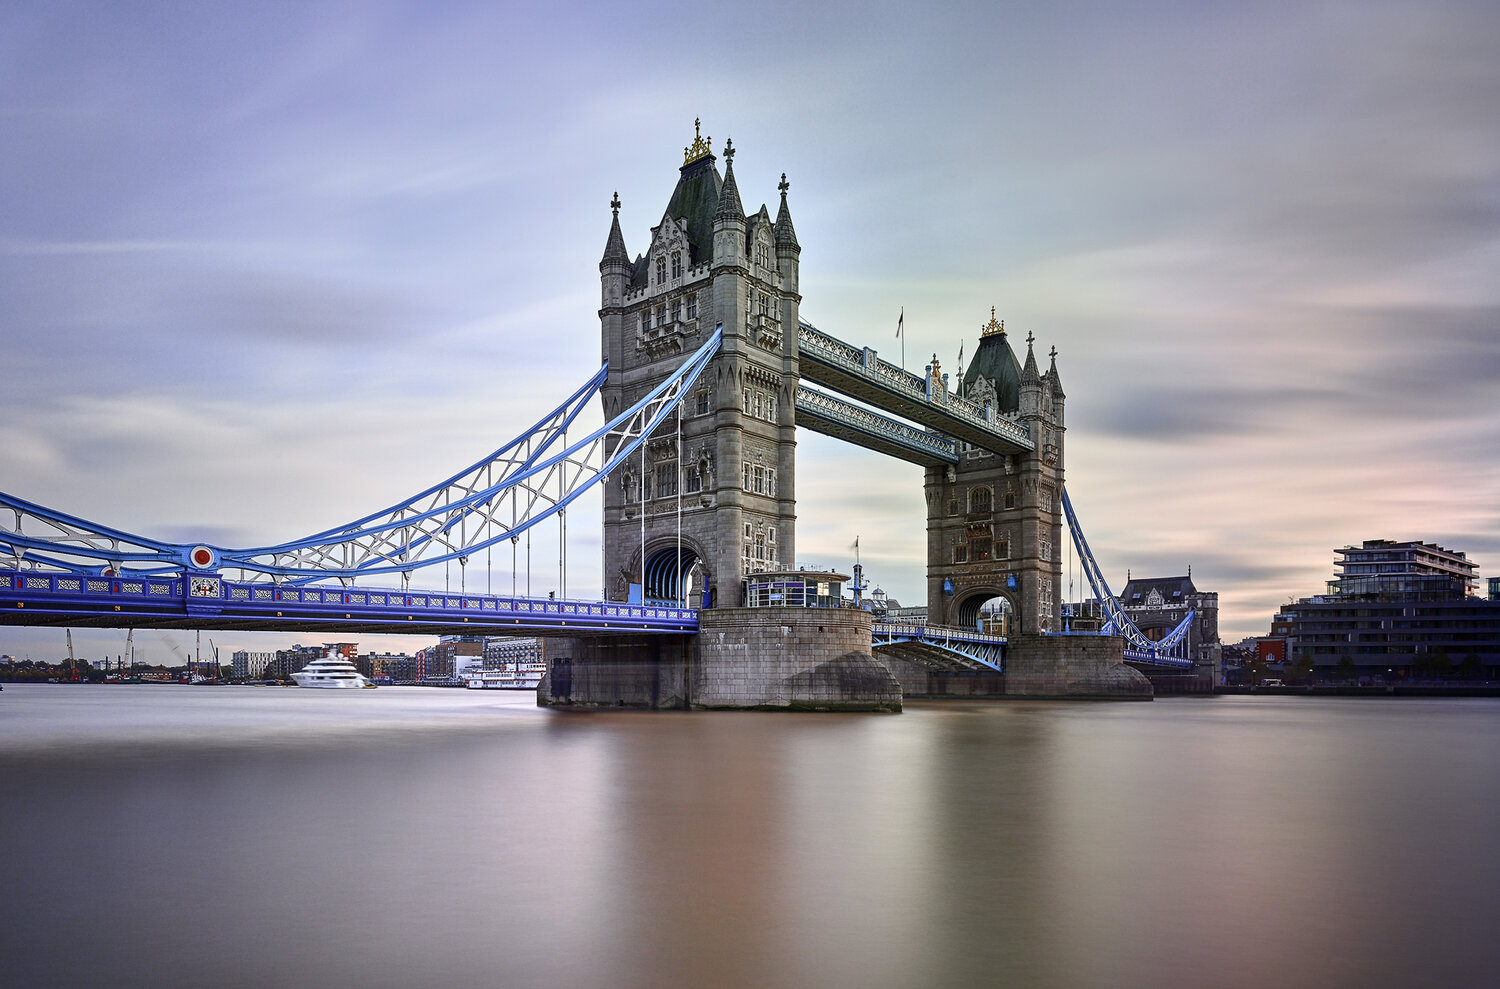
[
  {"xmin": 1003, "ymin": 634, "xmax": 1152, "ymax": 699},
  {"xmin": 537, "ymin": 608, "xmax": 901, "ymax": 711},
  {"xmin": 537, "ymin": 636, "xmax": 694, "ymax": 709},
  {"xmin": 694, "ymin": 607, "xmax": 900, "ymax": 711},
  {"xmin": 877, "ymin": 635, "xmax": 1152, "ymax": 699}
]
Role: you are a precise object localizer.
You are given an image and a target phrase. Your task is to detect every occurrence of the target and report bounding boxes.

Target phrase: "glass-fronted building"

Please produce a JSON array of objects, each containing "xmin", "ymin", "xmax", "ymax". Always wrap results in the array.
[{"xmin": 1273, "ymin": 540, "xmax": 1500, "ymax": 679}]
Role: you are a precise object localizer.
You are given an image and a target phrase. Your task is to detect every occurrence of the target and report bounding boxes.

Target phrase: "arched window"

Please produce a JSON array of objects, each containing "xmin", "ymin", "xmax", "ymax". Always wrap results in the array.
[
  {"xmin": 656, "ymin": 256, "xmax": 666, "ymax": 283},
  {"xmin": 671, "ymin": 251, "xmax": 683, "ymax": 279},
  {"xmin": 1003, "ymin": 486, "xmax": 1016, "ymax": 510},
  {"xmin": 969, "ymin": 487, "xmax": 992, "ymax": 514}
]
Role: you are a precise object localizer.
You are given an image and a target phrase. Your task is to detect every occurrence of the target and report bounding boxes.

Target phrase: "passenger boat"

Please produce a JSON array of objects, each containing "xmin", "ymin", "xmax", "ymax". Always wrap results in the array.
[
  {"xmin": 292, "ymin": 652, "xmax": 372, "ymax": 689},
  {"xmin": 463, "ymin": 664, "xmax": 545, "ymax": 690}
]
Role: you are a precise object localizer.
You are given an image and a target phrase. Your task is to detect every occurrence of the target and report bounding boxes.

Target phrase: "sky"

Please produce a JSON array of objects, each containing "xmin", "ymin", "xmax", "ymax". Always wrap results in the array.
[{"xmin": 3, "ymin": 0, "xmax": 1497, "ymax": 662}]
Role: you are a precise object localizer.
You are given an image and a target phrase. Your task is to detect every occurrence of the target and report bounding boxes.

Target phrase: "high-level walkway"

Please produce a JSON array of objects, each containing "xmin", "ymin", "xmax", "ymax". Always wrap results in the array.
[{"xmin": 795, "ymin": 320, "xmax": 1035, "ymax": 460}]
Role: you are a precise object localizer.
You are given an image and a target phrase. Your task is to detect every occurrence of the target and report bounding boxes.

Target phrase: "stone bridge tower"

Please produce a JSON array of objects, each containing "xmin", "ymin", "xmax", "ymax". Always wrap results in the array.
[
  {"xmin": 924, "ymin": 313, "xmax": 1066, "ymax": 634},
  {"xmin": 599, "ymin": 123, "xmax": 802, "ymax": 606}
]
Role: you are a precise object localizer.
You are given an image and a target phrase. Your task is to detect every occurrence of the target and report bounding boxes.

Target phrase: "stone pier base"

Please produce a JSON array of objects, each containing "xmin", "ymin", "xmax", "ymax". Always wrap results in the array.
[
  {"xmin": 537, "ymin": 607, "xmax": 901, "ymax": 711},
  {"xmin": 878, "ymin": 633, "xmax": 1152, "ymax": 700},
  {"xmin": 1003, "ymin": 634, "xmax": 1152, "ymax": 699}
]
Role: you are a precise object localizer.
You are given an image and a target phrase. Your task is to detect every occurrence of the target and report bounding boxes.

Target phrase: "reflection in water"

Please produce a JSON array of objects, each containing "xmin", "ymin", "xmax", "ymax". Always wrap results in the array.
[{"xmin": 1, "ymin": 686, "xmax": 1497, "ymax": 988}]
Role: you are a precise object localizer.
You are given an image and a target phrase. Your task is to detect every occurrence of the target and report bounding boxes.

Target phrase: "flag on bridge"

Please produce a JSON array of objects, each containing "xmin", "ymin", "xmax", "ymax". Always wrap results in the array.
[{"xmin": 896, "ymin": 308, "xmax": 903, "ymax": 338}]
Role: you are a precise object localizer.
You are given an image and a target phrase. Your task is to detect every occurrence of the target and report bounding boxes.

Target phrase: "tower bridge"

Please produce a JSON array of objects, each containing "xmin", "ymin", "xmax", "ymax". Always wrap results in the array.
[{"xmin": 1, "ymin": 124, "xmax": 1200, "ymax": 707}]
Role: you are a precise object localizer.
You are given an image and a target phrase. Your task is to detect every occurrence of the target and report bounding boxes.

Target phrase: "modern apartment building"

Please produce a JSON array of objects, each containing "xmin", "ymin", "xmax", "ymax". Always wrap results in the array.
[{"xmin": 1270, "ymin": 540, "xmax": 1499, "ymax": 679}]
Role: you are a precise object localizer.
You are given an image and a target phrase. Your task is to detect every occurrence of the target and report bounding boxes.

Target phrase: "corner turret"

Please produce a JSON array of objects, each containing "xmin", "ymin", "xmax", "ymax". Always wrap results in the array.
[
  {"xmin": 712, "ymin": 139, "xmax": 747, "ymax": 272},
  {"xmin": 774, "ymin": 173, "xmax": 799, "ymax": 255},
  {"xmin": 600, "ymin": 192, "xmax": 631, "ymax": 307},
  {"xmin": 1019, "ymin": 331, "xmax": 1042, "ymax": 417},
  {"xmin": 601, "ymin": 192, "xmax": 630, "ymax": 270},
  {"xmin": 774, "ymin": 173, "xmax": 800, "ymax": 297}
]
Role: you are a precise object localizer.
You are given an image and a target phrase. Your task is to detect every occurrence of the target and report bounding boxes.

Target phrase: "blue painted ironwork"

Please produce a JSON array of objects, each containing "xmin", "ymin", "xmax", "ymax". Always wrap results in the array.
[
  {"xmin": 796, "ymin": 319, "xmax": 1034, "ymax": 453},
  {"xmin": 794, "ymin": 386, "xmax": 959, "ymax": 465},
  {"xmin": 1, "ymin": 329, "xmax": 723, "ymax": 584},
  {"xmin": 1061, "ymin": 488, "xmax": 1195, "ymax": 669},
  {"xmin": 872, "ymin": 621, "xmax": 1006, "ymax": 672},
  {"xmin": 1, "ymin": 567, "xmax": 697, "ymax": 635}
]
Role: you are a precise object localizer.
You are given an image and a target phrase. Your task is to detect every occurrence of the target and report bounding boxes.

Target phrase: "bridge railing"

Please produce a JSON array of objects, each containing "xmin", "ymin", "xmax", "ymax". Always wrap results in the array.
[
  {"xmin": 872, "ymin": 620, "xmax": 1007, "ymax": 646},
  {"xmin": 2, "ymin": 569, "xmax": 698, "ymax": 631}
]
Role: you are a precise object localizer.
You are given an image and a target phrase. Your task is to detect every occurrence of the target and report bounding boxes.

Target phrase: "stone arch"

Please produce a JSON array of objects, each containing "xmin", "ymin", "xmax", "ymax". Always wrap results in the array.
[
  {"xmin": 638, "ymin": 536, "xmax": 708, "ymax": 605},
  {"xmin": 955, "ymin": 587, "xmax": 1020, "ymax": 635}
]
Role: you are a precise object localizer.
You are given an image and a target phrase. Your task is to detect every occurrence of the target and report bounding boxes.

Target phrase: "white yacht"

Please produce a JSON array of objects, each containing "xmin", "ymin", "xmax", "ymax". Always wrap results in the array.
[{"xmin": 292, "ymin": 651, "xmax": 372, "ymax": 688}]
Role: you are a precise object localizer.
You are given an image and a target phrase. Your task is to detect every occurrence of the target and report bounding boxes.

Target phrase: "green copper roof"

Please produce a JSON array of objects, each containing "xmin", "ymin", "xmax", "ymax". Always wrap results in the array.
[
  {"xmin": 665, "ymin": 155, "xmax": 722, "ymax": 267},
  {"xmin": 961, "ymin": 330, "xmax": 1023, "ymax": 412}
]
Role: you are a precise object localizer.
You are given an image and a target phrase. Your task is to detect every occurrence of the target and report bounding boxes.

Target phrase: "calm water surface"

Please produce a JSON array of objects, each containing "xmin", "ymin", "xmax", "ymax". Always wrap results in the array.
[{"xmin": 2, "ymin": 684, "xmax": 1497, "ymax": 988}]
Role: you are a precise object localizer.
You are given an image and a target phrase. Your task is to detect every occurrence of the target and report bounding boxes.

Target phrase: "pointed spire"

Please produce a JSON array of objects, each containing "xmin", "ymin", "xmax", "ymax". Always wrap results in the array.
[
  {"xmin": 774, "ymin": 172, "xmax": 800, "ymax": 251},
  {"xmin": 1047, "ymin": 345, "xmax": 1064, "ymax": 396},
  {"xmin": 714, "ymin": 138, "xmax": 744, "ymax": 224},
  {"xmin": 600, "ymin": 191, "xmax": 629, "ymax": 268},
  {"xmin": 1021, "ymin": 330, "xmax": 1040, "ymax": 382}
]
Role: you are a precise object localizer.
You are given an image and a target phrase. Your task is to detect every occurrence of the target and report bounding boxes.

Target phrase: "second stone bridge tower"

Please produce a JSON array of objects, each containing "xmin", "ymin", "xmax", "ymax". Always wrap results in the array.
[{"xmin": 924, "ymin": 313, "xmax": 1067, "ymax": 636}]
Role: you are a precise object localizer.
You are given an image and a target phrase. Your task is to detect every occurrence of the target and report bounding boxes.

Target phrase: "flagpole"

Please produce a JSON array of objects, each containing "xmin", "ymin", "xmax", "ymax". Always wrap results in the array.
[{"xmin": 898, "ymin": 307, "xmax": 905, "ymax": 371}]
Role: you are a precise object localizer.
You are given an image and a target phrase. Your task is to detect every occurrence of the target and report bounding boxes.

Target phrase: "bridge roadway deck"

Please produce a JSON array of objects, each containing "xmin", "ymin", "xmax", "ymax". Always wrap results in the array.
[{"xmin": 2, "ymin": 570, "xmax": 695, "ymax": 636}]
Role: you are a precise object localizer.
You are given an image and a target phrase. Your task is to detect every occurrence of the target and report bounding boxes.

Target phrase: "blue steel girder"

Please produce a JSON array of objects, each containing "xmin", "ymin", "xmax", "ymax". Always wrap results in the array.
[
  {"xmin": 871, "ymin": 621, "xmax": 1006, "ymax": 672},
  {"xmin": 1061, "ymin": 487, "xmax": 1196, "ymax": 669},
  {"xmin": 794, "ymin": 386, "xmax": 958, "ymax": 466},
  {"xmin": 0, "ymin": 328, "xmax": 724, "ymax": 583},
  {"xmin": 796, "ymin": 320, "xmax": 1033, "ymax": 455}
]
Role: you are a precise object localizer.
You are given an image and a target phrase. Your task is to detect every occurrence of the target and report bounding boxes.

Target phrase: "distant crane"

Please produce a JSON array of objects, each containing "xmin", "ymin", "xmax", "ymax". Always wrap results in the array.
[{"xmin": 65, "ymin": 629, "xmax": 78, "ymax": 682}]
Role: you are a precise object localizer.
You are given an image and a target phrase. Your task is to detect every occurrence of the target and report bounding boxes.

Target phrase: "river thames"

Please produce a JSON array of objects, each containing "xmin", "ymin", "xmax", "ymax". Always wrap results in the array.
[{"xmin": 2, "ymin": 684, "xmax": 1496, "ymax": 988}]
